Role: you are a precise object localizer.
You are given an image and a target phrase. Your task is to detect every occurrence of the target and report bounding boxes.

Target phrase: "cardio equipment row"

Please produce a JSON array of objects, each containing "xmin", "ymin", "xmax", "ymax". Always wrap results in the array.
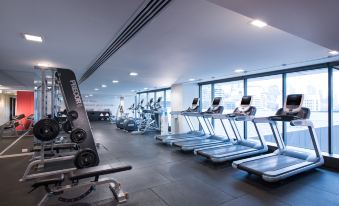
[
  {"xmin": 155, "ymin": 94, "xmax": 324, "ymax": 182},
  {"xmin": 116, "ymin": 97, "xmax": 163, "ymax": 134}
]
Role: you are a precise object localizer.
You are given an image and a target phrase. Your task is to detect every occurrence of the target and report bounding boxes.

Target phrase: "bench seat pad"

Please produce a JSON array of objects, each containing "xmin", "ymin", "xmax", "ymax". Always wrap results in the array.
[{"xmin": 69, "ymin": 164, "xmax": 132, "ymax": 181}]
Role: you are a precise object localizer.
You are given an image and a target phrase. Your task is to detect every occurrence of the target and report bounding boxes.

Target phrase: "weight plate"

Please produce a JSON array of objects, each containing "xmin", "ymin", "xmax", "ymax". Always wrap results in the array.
[
  {"xmin": 62, "ymin": 121, "xmax": 72, "ymax": 133},
  {"xmin": 67, "ymin": 110, "xmax": 78, "ymax": 120},
  {"xmin": 74, "ymin": 149, "xmax": 99, "ymax": 169},
  {"xmin": 70, "ymin": 128, "xmax": 87, "ymax": 143},
  {"xmin": 33, "ymin": 118, "xmax": 60, "ymax": 141}
]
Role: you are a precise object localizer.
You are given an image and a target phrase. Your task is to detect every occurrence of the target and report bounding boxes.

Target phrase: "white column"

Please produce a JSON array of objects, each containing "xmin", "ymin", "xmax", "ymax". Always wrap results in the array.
[{"xmin": 171, "ymin": 83, "xmax": 199, "ymax": 133}]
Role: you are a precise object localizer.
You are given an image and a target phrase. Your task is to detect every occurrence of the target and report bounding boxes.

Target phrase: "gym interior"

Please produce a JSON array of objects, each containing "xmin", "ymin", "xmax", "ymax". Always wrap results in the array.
[{"xmin": 1, "ymin": 0, "xmax": 339, "ymax": 205}]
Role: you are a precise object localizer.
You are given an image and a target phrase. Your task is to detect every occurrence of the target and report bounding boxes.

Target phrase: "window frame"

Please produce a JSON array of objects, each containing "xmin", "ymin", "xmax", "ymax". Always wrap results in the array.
[{"xmin": 198, "ymin": 61, "xmax": 339, "ymax": 161}]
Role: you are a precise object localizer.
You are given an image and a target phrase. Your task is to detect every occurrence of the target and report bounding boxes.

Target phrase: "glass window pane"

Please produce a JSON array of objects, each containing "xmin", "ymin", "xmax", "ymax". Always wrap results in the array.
[
  {"xmin": 147, "ymin": 92, "xmax": 155, "ymax": 108},
  {"xmin": 165, "ymin": 90, "xmax": 172, "ymax": 127},
  {"xmin": 140, "ymin": 93, "xmax": 147, "ymax": 106},
  {"xmin": 286, "ymin": 69, "xmax": 328, "ymax": 153},
  {"xmin": 155, "ymin": 91, "xmax": 165, "ymax": 108},
  {"xmin": 333, "ymin": 68, "xmax": 339, "ymax": 154},
  {"xmin": 201, "ymin": 84, "xmax": 212, "ymax": 111},
  {"xmin": 247, "ymin": 75, "xmax": 283, "ymax": 143},
  {"xmin": 214, "ymin": 81, "xmax": 244, "ymax": 137}
]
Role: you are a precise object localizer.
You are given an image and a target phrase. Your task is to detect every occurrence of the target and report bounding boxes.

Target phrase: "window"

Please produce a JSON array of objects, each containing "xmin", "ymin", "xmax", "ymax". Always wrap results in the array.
[
  {"xmin": 124, "ymin": 95, "xmax": 136, "ymax": 117},
  {"xmin": 247, "ymin": 75, "xmax": 283, "ymax": 143},
  {"xmin": 155, "ymin": 91, "xmax": 165, "ymax": 108},
  {"xmin": 286, "ymin": 69, "xmax": 328, "ymax": 152},
  {"xmin": 165, "ymin": 89, "xmax": 172, "ymax": 127},
  {"xmin": 147, "ymin": 92, "xmax": 155, "ymax": 108},
  {"xmin": 140, "ymin": 93, "xmax": 147, "ymax": 106},
  {"xmin": 214, "ymin": 81, "xmax": 244, "ymax": 137},
  {"xmin": 333, "ymin": 68, "xmax": 339, "ymax": 154},
  {"xmin": 201, "ymin": 84, "xmax": 212, "ymax": 111}
]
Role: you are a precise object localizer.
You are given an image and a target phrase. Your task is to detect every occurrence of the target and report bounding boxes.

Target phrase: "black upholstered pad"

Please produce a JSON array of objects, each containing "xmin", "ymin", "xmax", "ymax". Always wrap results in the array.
[
  {"xmin": 69, "ymin": 164, "xmax": 132, "ymax": 181},
  {"xmin": 31, "ymin": 176, "xmax": 64, "ymax": 188}
]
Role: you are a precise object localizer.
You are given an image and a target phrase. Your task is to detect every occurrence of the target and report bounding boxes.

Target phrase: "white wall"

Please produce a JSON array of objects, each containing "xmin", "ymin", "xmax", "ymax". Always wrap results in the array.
[
  {"xmin": 0, "ymin": 93, "xmax": 15, "ymax": 125},
  {"xmin": 83, "ymin": 94, "xmax": 136, "ymax": 117},
  {"xmin": 171, "ymin": 83, "xmax": 199, "ymax": 133}
]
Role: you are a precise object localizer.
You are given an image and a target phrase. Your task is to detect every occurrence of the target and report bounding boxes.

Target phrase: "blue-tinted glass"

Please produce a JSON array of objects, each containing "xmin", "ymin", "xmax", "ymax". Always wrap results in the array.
[{"xmin": 286, "ymin": 69, "xmax": 328, "ymax": 153}]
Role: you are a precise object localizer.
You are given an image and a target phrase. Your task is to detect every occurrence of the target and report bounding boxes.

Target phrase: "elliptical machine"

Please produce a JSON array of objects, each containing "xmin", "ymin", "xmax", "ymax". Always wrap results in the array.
[
  {"xmin": 132, "ymin": 97, "xmax": 162, "ymax": 134},
  {"xmin": 116, "ymin": 103, "xmax": 133, "ymax": 129},
  {"xmin": 123, "ymin": 99, "xmax": 144, "ymax": 132}
]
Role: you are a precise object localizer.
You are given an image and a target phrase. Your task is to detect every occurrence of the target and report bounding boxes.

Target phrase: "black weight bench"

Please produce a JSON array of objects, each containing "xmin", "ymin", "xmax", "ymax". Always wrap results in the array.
[
  {"xmin": 31, "ymin": 143, "xmax": 79, "ymax": 153},
  {"xmin": 31, "ymin": 164, "xmax": 132, "ymax": 206},
  {"xmin": 69, "ymin": 164, "xmax": 132, "ymax": 181}
]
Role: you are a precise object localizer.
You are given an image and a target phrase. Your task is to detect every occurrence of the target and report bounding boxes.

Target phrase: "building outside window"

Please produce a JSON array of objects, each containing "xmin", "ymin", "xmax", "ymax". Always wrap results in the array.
[
  {"xmin": 213, "ymin": 81, "xmax": 244, "ymax": 137},
  {"xmin": 247, "ymin": 75, "xmax": 283, "ymax": 144},
  {"xmin": 286, "ymin": 69, "xmax": 328, "ymax": 153}
]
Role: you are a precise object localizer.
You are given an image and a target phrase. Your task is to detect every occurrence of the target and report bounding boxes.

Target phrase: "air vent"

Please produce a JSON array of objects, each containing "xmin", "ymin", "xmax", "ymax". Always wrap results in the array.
[{"xmin": 79, "ymin": 0, "xmax": 172, "ymax": 84}]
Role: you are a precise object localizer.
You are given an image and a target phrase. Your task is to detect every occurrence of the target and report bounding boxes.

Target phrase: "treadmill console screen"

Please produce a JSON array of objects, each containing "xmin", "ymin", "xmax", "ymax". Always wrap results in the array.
[
  {"xmin": 212, "ymin": 97, "xmax": 222, "ymax": 106},
  {"xmin": 192, "ymin": 98, "xmax": 199, "ymax": 105},
  {"xmin": 285, "ymin": 94, "xmax": 304, "ymax": 112},
  {"xmin": 157, "ymin": 97, "xmax": 162, "ymax": 102},
  {"xmin": 286, "ymin": 94, "xmax": 302, "ymax": 106},
  {"xmin": 241, "ymin": 96, "xmax": 252, "ymax": 106}
]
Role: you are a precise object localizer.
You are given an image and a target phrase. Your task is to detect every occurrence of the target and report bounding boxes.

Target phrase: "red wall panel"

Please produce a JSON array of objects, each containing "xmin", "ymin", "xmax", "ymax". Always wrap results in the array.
[{"xmin": 16, "ymin": 91, "xmax": 34, "ymax": 130}]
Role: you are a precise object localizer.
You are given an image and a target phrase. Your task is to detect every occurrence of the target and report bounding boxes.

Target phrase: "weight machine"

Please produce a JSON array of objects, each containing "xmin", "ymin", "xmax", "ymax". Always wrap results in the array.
[{"xmin": 21, "ymin": 67, "xmax": 131, "ymax": 205}]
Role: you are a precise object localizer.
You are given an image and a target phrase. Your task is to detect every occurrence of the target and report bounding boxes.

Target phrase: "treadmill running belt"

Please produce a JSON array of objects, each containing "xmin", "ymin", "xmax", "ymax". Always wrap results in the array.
[
  {"xmin": 238, "ymin": 155, "xmax": 305, "ymax": 175},
  {"xmin": 174, "ymin": 139, "xmax": 222, "ymax": 147},
  {"xmin": 198, "ymin": 145, "xmax": 250, "ymax": 157}
]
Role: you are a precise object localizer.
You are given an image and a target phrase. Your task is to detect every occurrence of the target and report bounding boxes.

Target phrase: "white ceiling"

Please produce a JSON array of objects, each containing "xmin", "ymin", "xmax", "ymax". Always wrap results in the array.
[
  {"xmin": 0, "ymin": 0, "xmax": 338, "ymax": 96},
  {"xmin": 0, "ymin": 0, "xmax": 144, "ymax": 89},
  {"xmin": 208, "ymin": 0, "xmax": 339, "ymax": 50}
]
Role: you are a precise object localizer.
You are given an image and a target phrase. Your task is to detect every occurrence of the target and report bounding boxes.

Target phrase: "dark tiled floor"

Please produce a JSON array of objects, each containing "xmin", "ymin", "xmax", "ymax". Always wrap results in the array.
[{"xmin": 1, "ymin": 122, "xmax": 339, "ymax": 206}]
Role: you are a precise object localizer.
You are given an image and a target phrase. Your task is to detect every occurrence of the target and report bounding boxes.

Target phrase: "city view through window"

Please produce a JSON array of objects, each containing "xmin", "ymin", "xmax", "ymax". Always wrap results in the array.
[{"xmin": 199, "ymin": 65, "xmax": 339, "ymax": 155}]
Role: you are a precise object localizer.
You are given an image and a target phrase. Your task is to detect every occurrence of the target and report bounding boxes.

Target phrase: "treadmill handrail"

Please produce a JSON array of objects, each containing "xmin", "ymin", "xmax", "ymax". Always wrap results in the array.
[
  {"xmin": 170, "ymin": 111, "xmax": 182, "ymax": 115},
  {"xmin": 181, "ymin": 112, "xmax": 202, "ymax": 117},
  {"xmin": 252, "ymin": 117, "xmax": 271, "ymax": 123},
  {"xmin": 234, "ymin": 115, "xmax": 254, "ymax": 122},
  {"xmin": 290, "ymin": 119, "xmax": 314, "ymax": 127}
]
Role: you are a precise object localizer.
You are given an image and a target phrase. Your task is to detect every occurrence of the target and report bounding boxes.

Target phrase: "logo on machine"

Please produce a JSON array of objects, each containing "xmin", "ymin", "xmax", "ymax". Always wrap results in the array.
[{"xmin": 70, "ymin": 80, "xmax": 82, "ymax": 105}]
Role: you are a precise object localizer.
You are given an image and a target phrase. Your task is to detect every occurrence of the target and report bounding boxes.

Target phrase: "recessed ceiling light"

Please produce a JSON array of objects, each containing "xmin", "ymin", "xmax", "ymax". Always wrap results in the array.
[
  {"xmin": 144, "ymin": 87, "xmax": 148, "ymax": 90},
  {"xmin": 24, "ymin": 34, "xmax": 43, "ymax": 42},
  {"xmin": 85, "ymin": 95, "xmax": 89, "ymax": 98},
  {"xmin": 329, "ymin": 50, "xmax": 339, "ymax": 55},
  {"xmin": 129, "ymin": 72, "xmax": 138, "ymax": 76},
  {"xmin": 131, "ymin": 90, "xmax": 135, "ymax": 92},
  {"xmin": 94, "ymin": 88, "xmax": 99, "ymax": 91},
  {"xmin": 112, "ymin": 80, "xmax": 119, "ymax": 83},
  {"xmin": 250, "ymin": 19, "xmax": 267, "ymax": 28},
  {"xmin": 234, "ymin": 69, "xmax": 246, "ymax": 73},
  {"xmin": 37, "ymin": 62, "xmax": 50, "ymax": 67},
  {"xmin": 101, "ymin": 84, "xmax": 107, "ymax": 88},
  {"xmin": 89, "ymin": 94, "xmax": 93, "ymax": 97},
  {"xmin": 189, "ymin": 78, "xmax": 195, "ymax": 81}
]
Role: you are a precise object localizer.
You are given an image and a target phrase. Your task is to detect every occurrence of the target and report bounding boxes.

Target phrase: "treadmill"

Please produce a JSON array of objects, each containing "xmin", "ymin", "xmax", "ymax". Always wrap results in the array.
[
  {"xmin": 165, "ymin": 97, "xmax": 229, "ymax": 146},
  {"xmin": 154, "ymin": 98, "xmax": 204, "ymax": 143},
  {"xmin": 173, "ymin": 97, "xmax": 232, "ymax": 151},
  {"xmin": 195, "ymin": 96, "xmax": 268, "ymax": 162},
  {"xmin": 232, "ymin": 94, "xmax": 324, "ymax": 182}
]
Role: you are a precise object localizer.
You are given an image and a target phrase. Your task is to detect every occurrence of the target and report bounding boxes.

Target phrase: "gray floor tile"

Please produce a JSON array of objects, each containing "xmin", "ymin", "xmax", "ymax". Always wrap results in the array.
[
  {"xmin": 112, "ymin": 167, "xmax": 171, "ymax": 193},
  {"xmin": 218, "ymin": 193, "xmax": 288, "ymax": 206},
  {"xmin": 152, "ymin": 177, "xmax": 234, "ymax": 206}
]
